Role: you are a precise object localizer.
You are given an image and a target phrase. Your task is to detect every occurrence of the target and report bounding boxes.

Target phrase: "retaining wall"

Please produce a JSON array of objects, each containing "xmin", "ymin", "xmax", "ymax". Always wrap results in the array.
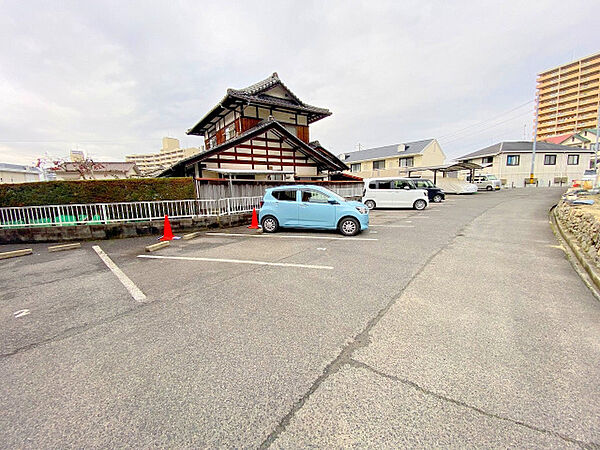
[
  {"xmin": 0, "ymin": 213, "xmax": 251, "ymax": 244},
  {"xmin": 555, "ymin": 201, "xmax": 600, "ymax": 265}
]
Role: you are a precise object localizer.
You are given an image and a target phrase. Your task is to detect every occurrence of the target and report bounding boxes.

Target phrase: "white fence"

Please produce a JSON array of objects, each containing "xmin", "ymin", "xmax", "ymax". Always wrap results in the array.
[{"xmin": 0, "ymin": 196, "xmax": 262, "ymax": 229}]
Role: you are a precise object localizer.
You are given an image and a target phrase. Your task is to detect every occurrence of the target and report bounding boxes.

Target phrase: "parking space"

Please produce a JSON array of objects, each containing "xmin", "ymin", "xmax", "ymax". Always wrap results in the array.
[
  {"xmin": 3, "ymin": 188, "xmax": 592, "ymax": 448},
  {"xmin": 0, "ymin": 196, "xmax": 466, "ymax": 358},
  {"xmin": 0, "ymin": 243, "xmax": 141, "ymax": 356}
]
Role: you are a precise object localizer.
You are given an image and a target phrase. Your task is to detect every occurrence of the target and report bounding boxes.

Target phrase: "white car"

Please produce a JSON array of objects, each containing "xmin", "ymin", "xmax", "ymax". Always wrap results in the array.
[{"xmin": 362, "ymin": 177, "xmax": 429, "ymax": 210}]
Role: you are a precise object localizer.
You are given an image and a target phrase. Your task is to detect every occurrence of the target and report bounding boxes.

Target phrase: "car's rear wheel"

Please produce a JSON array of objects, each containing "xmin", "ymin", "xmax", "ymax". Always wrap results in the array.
[
  {"xmin": 413, "ymin": 199, "xmax": 427, "ymax": 210},
  {"xmin": 261, "ymin": 215, "xmax": 279, "ymax": 233},
  {"xmin": 364, "ymin": 200, "xmax": 376, "ymax": 210},
  {"xmin": 338, "ymin": 217, "xmax": 360, "ymax": 236},
  {"xmin": 486, "ymin": 185, "xmax": 493, "ymax": 191},
  {"xmin": 432, "ymin": 194, "xmax": 443, "ymax": 203}
]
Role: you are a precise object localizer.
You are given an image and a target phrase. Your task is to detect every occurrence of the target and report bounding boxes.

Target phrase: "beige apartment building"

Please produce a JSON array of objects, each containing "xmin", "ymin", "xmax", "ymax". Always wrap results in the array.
[
  {"xmin": 536, "ymin": 52, "xmax": 600, "ymax": 140},
  {"xmin": 338, "ymin": 139, "xmax": 446, "ymax": 179},
  {"xmin": 126, "ymin": 137, "xmax": 202, "ymax": 176}
]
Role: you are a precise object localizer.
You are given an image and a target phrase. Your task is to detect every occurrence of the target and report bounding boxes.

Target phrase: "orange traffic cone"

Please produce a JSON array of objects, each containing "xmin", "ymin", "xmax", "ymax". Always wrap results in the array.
[
  {"xmin": 248, "ymin": 208, "xmax": 260, "ymax": 229},
  {"xmin": 159, "ymin": 215, "xmax": 175, "ymax": 241}
]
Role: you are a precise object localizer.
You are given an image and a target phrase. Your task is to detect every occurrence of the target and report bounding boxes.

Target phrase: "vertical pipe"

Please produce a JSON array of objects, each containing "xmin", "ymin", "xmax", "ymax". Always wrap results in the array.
[{"xmin": 594, "ymin": 96, "xmax": 599, "ymax": 188}]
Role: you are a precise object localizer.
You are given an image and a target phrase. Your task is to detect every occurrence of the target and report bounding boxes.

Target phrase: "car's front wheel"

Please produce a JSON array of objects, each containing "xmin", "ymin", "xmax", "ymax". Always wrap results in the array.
[
  {"xmin": 432, "ymin": 194, "xmax": 443, "ymax": 203},
  {"xmin": 261, "ymin": 215, "xmax": 279, "ymax": 233},
  {"xmin": 338, "ymin": 217, "xmax": 360, "ymax": 236},
  {"xmin": 364, "ymin": 200, "xmax": 376, "ymax": 210},
  {"xmin": 486, "ymin": 185, "xmax": 493, "ymax": 191},
  {"xmin": 413, "ymin": 199, "xmax": 427, "ymax": 210}
]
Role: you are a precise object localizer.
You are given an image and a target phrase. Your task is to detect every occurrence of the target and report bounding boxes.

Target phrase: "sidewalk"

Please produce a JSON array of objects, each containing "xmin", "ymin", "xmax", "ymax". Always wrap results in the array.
[{"xmin": 271, "ymin": 192, "xmax": 600, "ymax": 448}]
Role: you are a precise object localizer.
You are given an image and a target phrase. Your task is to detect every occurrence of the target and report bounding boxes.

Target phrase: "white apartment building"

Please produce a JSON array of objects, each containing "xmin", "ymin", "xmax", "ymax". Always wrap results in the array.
[
  {"xmin": 0, "ymin": 163, "xmax": 43, "ymax": 184},
  {"xmin": 126, "ymin": 137, "xmax": 202, "ymax": 176},
  {"xmin": 457, "ymin": 141, "xmax": 594, "ymax": 187}
]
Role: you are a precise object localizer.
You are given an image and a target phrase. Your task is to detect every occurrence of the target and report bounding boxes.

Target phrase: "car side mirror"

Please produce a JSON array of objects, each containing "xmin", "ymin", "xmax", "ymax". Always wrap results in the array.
[{"xmin": 328, "ymin": 199, "xmax": 339, "ymax": 205}]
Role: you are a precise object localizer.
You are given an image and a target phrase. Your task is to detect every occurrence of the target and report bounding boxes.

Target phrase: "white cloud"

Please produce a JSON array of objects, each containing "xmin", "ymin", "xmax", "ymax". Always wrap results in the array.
[{"xmin": 0, "ymin": 0, "xmax": 598, "ymax": 165}]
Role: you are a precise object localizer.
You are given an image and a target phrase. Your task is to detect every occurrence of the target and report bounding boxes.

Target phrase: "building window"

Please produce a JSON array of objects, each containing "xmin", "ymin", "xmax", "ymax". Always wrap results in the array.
[
  {"xmin": 544, "ymin": 154, "xmax": 557, "ymax": 165},
  {"xmin": 567, "ymin": 154, "xmax": 579, "ymax": 165},
  {"xmin": 351, "ymin": 163, "xmax": 361, "ymax": 172},
  {"xmin": 399, "ymin": 157, "xmax": 414, "ymax": 168},
  {"xmin": 481, "ymin": 156, "xmax": 493, "ymax": 164},
  {"xmin": 209, "ymin": 137, "xmax": 217, "ymax": 149},
  {"xmin": 225, "ymin": 124, "xmax": 236, "ymax": 141},
  {"xmin": 506, "ymin": 155, "xmax": 520, "ymax": 166},
  {"xmin": 372, "ymin": 160, "xmax": 385, "ymax": 170}
]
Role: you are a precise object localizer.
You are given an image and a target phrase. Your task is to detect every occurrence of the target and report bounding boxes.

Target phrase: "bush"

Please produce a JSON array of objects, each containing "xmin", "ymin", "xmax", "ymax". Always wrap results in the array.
[{"xmin": 0, "ymin": 178, "xmax": 195, "ymax": 207}]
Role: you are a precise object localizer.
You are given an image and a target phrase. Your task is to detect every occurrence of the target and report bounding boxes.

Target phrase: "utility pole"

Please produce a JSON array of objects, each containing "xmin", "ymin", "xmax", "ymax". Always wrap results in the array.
[
  {"xmin": 529, "ymin": 94, "xmax": 540, "ymax": 185},
  {"xmin": 595, "ymin": 96, "xmax": 600, "ymax": 188}
]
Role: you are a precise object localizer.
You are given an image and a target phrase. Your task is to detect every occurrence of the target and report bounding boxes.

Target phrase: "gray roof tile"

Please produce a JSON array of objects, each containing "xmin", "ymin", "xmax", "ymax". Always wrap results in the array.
[
  {"xmin": 340, "ymin": 139, "xmax": 434, "ymax": 163},
  {"xmin": 457, "ymin": 141, "xmax": 594, "ymax": 160}
]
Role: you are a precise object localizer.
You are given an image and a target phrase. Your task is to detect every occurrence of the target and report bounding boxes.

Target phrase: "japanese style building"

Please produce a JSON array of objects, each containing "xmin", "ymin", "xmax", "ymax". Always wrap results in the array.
[{"xmin": 160, "ymin": 73, "xmax": 348, "ymax": 180}]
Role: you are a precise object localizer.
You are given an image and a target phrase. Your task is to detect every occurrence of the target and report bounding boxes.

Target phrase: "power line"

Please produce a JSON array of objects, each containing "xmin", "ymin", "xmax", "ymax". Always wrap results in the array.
[
  {"xmin": 441, "ymin": 108, "xmax": 534, "ymax": 145},
  {"xmin": 438, "ymin": 99, "xmax": 534, "ymax": 142}
]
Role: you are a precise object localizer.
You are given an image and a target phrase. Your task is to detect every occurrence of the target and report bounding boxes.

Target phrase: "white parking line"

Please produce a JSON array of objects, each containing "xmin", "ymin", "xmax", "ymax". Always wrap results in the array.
[
  {"xmin": 370, "ymin": 225, "xmax": 415, "ymax": 228},
  {"xmin": 205, "ymin": 232, "xmax": 377, "ymax": 241},
  {"xmin": 93, "ymin": 246, "xmax": 147, "ymax": 302},
  {"xmin": 137, "ymin": 254, "xmax": 333, "ymax": 270}
]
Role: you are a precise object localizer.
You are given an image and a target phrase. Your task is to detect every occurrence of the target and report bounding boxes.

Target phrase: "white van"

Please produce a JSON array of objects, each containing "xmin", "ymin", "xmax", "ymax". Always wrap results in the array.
[
  {"xmin": 467, "ymin": 174, "xmax": 502, "ymax": 191},
  {"xmin": 363, "ymin": 177, "xmax": 429, "ymax": 210}
]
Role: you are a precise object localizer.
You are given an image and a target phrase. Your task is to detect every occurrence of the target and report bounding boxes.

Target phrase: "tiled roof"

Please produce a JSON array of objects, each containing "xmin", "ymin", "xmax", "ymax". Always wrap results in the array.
[
  {"xmin": 227, "ymin": 72, "xmax": 330, "ymax": 115},
  {"xmin": 542, "ymin": 133, "xmax": 573, "ymax": 144},
  {"xmin": 340, "ymin": 139, "xmax": 434, "ymax": 163},
  {"xmin": 162, "ymin": 118, "xmax": 347, "ymax": 177},
  {"xmin": 457, "ymin": 141, "xmax": 594, "ymax": 160},
  {"xmin": 187, "ymin": 73, "xmax": 331, "ymax": 135}
]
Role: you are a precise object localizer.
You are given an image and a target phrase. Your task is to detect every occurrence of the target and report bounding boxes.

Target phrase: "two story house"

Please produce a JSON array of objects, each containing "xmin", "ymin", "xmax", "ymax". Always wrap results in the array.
[
  {"xmin": 339, "ymin": 139, "xmax": 446, "ymax": 179},
  {"xmin": 457, "ymin": 141, "xmax": 594, "ymax": 187},
  {"xmin": 160, "ymin": 73, "xmax": 347, "ymax": 180}
]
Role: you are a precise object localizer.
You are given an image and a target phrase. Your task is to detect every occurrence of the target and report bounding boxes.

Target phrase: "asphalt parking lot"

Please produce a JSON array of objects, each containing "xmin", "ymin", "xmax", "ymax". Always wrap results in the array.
[{"xmin": 1, "ymin": 188, "xmax": 599, "ymax": 448}]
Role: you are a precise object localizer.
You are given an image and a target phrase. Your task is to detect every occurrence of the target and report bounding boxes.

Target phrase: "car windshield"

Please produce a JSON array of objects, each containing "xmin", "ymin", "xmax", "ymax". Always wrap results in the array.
[{"xmin": 487, "ymin": 175, "xmax": 497, "ymax": 180}]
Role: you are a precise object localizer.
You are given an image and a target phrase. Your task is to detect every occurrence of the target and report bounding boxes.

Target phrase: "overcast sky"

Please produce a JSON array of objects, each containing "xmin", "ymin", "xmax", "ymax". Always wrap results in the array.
[{"xmin": 1, "ymin": 0, "xmax": 598, "ymax": 166}]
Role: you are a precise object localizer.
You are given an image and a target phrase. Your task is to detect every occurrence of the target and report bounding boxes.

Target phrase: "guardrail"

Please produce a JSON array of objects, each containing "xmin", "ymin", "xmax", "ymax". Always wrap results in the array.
[{"xmin": 0, "ymin": 196, "xmax": 263, "ymax": 229}]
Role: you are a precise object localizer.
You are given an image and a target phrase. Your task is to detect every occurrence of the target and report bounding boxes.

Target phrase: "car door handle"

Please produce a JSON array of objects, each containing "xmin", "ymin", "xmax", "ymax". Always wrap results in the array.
[{"xmin": 299, "ymin": 203, "xmax": 308, "ymax": 207}]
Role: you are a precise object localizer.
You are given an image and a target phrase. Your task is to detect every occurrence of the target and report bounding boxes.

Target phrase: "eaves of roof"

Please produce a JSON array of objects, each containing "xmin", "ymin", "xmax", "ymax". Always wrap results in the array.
[
  {"xmin": 161, "ymin": 118, "xmax": 347, "ymax": 177},
  {"xmin": 187, "ymin": 73, "xmax": 331, "ymax": 136}
]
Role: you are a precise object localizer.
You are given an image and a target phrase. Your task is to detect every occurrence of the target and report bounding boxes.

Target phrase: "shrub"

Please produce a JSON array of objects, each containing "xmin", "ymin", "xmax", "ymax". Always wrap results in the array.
[{"xmin": 0, "ymin": 178, "xmax": 195, "ymax": 207}]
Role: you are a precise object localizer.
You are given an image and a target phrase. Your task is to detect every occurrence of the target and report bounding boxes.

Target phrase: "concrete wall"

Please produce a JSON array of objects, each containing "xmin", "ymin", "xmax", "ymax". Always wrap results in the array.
[{"xmin": 0, "ymin": 213, "xmax": 252, "ymax": 244}]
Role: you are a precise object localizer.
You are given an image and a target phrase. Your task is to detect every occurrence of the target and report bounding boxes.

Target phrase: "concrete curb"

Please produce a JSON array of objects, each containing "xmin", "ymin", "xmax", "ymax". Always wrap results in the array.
[
  {"xmin": 145, "ymin": 241, "xmax": 170, "ymax": 252},
  {"xmin": 48, "ymin": 242, "xmax": 81, "ymax": 252},
  {"xmin": 551, "ymin": 205, "xmax": 600, "ymax": 294},
  {"xmin": 182, "ymin": 231, "xmax": 203, "ymax": 240},
  {"xmin": 0, "ymin": 248, "xmax": 33, "ymax": 260}
]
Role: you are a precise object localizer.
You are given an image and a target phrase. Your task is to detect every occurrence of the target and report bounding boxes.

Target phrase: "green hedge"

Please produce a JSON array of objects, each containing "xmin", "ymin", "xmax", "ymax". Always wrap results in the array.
[{"xmin": 0, "ymin": 178, "xmax": 195, "ymax": 207}]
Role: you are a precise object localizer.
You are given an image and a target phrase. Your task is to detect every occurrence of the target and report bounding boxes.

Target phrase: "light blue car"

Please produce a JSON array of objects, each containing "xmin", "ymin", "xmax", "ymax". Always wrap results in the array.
[{"xmin": 258, "ymin": 185, "xmax": 369, "ymax": 236}]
